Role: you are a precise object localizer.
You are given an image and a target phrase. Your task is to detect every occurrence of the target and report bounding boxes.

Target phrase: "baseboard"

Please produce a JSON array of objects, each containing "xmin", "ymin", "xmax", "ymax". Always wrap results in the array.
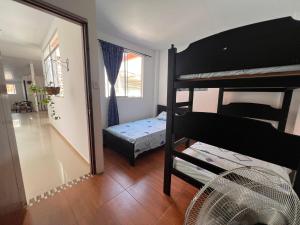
[{"xmin": 49, "ymin": 124, "xmax": 90, "ymax": 164}]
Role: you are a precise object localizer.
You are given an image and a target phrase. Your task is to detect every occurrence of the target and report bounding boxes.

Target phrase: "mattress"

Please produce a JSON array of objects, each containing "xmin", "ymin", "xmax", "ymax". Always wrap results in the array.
[
  {"xmin": 105, "ymin": 118, "xmax": 166, "ymax": 158},
  {"xmin": 173, "ymin": 142, "xmax": 292, "ymax": 184},
  {"xmin": 178, "ymin": 65, "xmax": 300, "ymax": 80}
]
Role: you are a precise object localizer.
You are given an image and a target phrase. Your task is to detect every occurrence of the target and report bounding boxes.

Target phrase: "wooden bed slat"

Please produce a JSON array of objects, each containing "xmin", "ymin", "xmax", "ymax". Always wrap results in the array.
[
  {"xmin": 175, "ymin": 74, "xmax": 300, "ymax": 89},
  {"xmin": 172, "ymin": 168, "xmax": 204, "ymax": 189},
  {"xmin": 173, "ymin": 112, "xmax": 300, "ymax": 170},
  {"xmin": 223, "ymin": 87, "xmax": 294, "ymax": 92},
  {"xmin": 174, "ymin": 137, "xmax": 189, "ymax": 148},
  {"xmin": 176, "ymin": 102, "xmax": 191, "ymax": 107}
]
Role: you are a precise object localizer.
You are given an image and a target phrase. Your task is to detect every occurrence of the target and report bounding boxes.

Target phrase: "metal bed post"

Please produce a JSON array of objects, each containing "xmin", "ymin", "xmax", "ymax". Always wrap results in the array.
[{"xmin": 164, "ymin": 45, "xmax": 177, "ymax": 195}]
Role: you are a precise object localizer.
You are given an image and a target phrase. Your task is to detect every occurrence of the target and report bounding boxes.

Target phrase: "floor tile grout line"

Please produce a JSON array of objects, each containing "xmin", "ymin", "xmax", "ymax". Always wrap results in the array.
[
  {"xmin": 105, "ymin": 165, "xmax": 142, "ymax": 190},
  {"xmin": 124, "ymin": 188, "xmax": 160, "ymax": 225},
  {"xmin": 105, "ymin": 170, "xmax": 130, "ymax": 190},
  {"xmin": 126, "ymin": 185, "xmax": 170, "ymax": 221}
]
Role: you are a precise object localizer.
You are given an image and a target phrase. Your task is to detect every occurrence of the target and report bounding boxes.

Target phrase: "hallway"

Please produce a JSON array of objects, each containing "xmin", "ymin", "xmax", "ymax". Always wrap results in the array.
[{"xmin": 12, "ymin": 112, "xmax": 90, "ymax": 201}]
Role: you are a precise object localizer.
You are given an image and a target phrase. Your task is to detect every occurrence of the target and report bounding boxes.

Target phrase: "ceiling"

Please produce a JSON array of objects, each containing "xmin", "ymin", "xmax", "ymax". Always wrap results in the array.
[
  {"xmin": 0, "ymin": 0, "xmax": 53, "ymax": 47},
  {"xmin": 2, "ymin": 56, "xmax": 43, "ymax": 81},
  {"xmin": 96, "ymin": 0, "xmax": 300, "ymax": 50}
]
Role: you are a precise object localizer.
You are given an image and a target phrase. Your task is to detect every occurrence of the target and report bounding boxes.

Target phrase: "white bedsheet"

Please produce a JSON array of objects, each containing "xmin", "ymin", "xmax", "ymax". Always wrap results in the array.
[
  {"xmin": 105, "ymin": 118, "xmax": 166, "ymax": 158},
  {"xmin": 173, "ymin": 142, "xmax": 292, "ymax": 184},
  {"xmin": 178, "ymin": 65, "xmax": 300, "ymax": 80}
]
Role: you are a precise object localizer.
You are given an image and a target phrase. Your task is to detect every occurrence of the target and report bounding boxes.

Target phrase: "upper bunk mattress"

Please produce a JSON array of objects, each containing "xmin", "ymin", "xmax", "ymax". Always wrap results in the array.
[
  {"xmin": 173, "ymin": 141, "xmax": 292, "ymax": 184},
  {"xmin": 105, "ymin": 118, "xmax": 166, "ymax": 158},
  {"xmin": 178, "ymin": 65, "xmax": 300, "ymax": 80}
]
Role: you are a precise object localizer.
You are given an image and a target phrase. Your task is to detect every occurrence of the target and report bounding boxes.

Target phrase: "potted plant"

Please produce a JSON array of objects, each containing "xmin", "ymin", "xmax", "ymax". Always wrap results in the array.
[
  {"xmin": 29, "ymin": 83, "xmax": 61, "ymax": 120},
  {"xmin": 44, "ymin": 82, "xmax": 61, "ymax": 95}
]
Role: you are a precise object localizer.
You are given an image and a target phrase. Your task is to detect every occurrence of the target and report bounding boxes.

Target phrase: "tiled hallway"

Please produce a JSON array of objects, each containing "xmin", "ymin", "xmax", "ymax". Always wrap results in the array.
[{"xmin": 12, "ymin": 112, "xmax": 90, "ymax": 201}]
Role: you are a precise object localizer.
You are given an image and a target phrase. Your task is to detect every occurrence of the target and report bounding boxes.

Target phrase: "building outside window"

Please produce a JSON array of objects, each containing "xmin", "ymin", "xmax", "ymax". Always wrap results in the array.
[
  {"xmin": 43, "ymin": 32, "xmax": 64, "ymax": 97},
  {"xmin": 105, "ymin": 51, "xmax": 143, "ymax": 98}
]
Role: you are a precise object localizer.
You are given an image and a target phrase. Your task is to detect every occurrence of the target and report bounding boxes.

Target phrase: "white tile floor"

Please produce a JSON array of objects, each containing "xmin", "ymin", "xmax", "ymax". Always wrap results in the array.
[{"xmin": 12, "ymin": 112, "xmax": 90, "ymax": 201}]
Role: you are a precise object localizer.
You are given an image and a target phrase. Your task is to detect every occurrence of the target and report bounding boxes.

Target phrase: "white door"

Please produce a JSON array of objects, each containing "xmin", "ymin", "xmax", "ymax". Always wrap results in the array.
[{"xmin": 0, "ymin": 56, "xmax": 26, "ymax": 216}]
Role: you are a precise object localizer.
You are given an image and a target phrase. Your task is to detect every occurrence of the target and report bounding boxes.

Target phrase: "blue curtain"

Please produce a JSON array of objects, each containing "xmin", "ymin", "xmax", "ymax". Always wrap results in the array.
[{"xmin": 100, "ymin": 40, "xmax": 124, "ymax": 127}]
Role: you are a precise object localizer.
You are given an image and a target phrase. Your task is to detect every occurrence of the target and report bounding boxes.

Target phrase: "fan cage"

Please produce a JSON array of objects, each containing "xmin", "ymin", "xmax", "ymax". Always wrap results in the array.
[{"xmin": 184, "ymin": 166, "xmax": 300, "ymax": 225}]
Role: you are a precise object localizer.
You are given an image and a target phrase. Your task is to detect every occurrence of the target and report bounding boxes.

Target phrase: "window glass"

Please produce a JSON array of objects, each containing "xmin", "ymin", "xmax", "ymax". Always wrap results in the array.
[
  {"xmin": 126, "ymin": 52, "xmax": 142, "ymax": 97},
  {"xmin": 6, "ymin": 84, "xmax": 16, "ymax": 95},
  {"xmin": 105, "ymin": 51, "xmax": 143, "ymax": 97},
  {"xmin": 43, "ymin": 32, "xmax": 64, "ymax": 97},
  {"xmin": 50, "ymin": 32, "xmax": 59, "ymax": 51}
]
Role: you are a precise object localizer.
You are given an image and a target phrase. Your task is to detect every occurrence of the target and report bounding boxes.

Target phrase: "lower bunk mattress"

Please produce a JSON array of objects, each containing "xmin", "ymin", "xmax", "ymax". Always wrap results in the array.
[
  {"xmin": 105, "ymin": 118, "xmax": 166, "ymax": 158},
  {"xmin": 173, "ymin": 141, "xmax": 292, "ymax": 184}
]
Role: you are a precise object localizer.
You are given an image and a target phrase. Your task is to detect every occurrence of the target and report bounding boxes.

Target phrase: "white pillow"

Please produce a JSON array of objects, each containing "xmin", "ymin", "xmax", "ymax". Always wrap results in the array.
[{"xmin": 157, "ymin": 111, "xmax": 167, "ymax": 121}]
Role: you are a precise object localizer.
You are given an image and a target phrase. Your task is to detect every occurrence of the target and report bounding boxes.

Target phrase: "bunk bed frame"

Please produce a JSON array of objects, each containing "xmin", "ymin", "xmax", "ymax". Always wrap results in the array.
[{"xmin": 163, "ymin": 16, "xmax": 300, "ymax": 197}]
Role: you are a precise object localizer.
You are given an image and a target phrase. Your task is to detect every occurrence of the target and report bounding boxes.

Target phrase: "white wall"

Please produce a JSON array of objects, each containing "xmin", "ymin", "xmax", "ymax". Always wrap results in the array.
[
  {"xmin": 42, "ymin": 18, "xmax": 90, "ymax": 162},
  {"xmin": 158, "ymin": 45, "xmax": 300, "ymax": 133},
  {"xmin": 42, "ymin": 0, "xmax": 103, "ymax": 173},
  {"xmin": 97, "ymin": 31, "xmax": 158, "ymax": 127},
  {"xmin": 1, "ymin": 56, "xmax": 44, "ymax": 108}
]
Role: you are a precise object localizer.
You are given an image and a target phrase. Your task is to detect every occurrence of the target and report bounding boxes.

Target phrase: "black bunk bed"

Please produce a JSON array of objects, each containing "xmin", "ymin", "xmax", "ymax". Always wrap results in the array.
[{"xmin": 163, "ymin": 16, "xmax": 300, "ymax": 197}]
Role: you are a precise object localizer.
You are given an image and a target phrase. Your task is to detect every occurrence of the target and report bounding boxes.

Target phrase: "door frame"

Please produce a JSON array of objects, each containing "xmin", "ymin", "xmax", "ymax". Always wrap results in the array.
[{"xmin": 15, "ymin": 0, "xmax": 97, "ymax": 174}]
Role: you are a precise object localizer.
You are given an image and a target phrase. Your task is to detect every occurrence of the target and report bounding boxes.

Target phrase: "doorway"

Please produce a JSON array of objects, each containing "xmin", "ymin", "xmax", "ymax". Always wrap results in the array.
[{"xmin": 0, "ymin": 0, "xmax": 95, "ymax": 203}]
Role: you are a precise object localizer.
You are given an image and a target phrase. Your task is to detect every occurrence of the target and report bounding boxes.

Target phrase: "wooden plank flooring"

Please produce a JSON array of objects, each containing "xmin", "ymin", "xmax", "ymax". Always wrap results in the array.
[{"xmin": 1, "ymin": 147, "xmax": 198, "ymax": 225}]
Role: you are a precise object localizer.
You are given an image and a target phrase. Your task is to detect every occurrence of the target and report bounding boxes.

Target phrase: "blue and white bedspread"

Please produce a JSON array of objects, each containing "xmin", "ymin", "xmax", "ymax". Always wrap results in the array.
[
  {"xmin": 174, "ymin": 142, "xmax": 292, "ymax": 184},
  {"xmin": 105, "ymin": 118, "xmax": 166, "ymax": 158}
]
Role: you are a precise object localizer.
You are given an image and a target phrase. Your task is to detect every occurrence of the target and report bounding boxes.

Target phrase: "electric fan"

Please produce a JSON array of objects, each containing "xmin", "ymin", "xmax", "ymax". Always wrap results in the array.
[{"xmin": 184, "ymin": 167, "xmax": 300, "ymax": 225}]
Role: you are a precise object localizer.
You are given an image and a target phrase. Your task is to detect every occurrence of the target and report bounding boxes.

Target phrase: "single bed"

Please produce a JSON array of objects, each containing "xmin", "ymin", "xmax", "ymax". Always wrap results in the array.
[
  {"xmin": 106, "ymin": 117, "xmax": 166, "ymax": 157},
  {"xmin": 173, "ymin": 141, "xmax": 292, "ymax": 185},
  {"xmin": 103, "ymin": 105, "xmax": 167, "ymax": 165}
]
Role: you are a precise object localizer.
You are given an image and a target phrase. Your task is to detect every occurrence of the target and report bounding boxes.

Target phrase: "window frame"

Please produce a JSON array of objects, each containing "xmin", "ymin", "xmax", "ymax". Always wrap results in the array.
[
  {"xmin": 105, "ymin": 50, "xmax": 144, "ymax": 98},
  {"xmin": 43, "ymin": 31, "xmax": 64, "ymax": 97}
]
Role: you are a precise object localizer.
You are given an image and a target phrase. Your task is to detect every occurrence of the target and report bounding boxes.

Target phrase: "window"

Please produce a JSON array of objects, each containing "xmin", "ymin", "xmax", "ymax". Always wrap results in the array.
[
  {"xmin": 43, "ymin": 32, "xmax": 64, "ymax": 96},
  {"xmin": 6, "ymin": 84, "xmax": 16, "ymax": 95},
  {"xmin": 105, "ymin": 51, "xmax": 143, "ymax": 97}
]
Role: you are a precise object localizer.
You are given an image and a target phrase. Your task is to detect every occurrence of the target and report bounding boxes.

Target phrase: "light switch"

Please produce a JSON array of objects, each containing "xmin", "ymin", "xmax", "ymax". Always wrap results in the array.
[{"xmin": 92, "ymin": 81, "xmax": 99, "ymax": 89}]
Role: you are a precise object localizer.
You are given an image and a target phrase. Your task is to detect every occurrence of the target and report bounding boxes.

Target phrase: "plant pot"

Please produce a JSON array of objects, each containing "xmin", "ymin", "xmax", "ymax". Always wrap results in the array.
[{"xmin": 45, "ymin": 87, "xmax": 60, "ymax": 95}]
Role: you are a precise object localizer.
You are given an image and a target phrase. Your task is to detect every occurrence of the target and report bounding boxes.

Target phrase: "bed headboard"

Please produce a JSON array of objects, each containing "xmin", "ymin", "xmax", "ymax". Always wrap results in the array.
[
  {"xmin": 157, "ymin": 105, "xmax": 167, "ymax": 115},
  {"xmin": 217, "ymin": 88, "xmax": 293, "ymax": 131},
  {"xmin": 157, "ymin": 104, "xmax": 189, "ymax": 116},
  {"xmin": 175, "ymin": 17, "xmax": 300, "ymax": 76},
  {"xmin": 174, "ymin": 112, "xmax": 300, "ymax": 171}
]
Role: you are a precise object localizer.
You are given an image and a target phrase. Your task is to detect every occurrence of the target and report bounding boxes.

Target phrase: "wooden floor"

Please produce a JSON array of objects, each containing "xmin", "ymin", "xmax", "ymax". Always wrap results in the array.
[{"xmin": 2, "ymin": 146, "xmax": 198, "ymax": 225}]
